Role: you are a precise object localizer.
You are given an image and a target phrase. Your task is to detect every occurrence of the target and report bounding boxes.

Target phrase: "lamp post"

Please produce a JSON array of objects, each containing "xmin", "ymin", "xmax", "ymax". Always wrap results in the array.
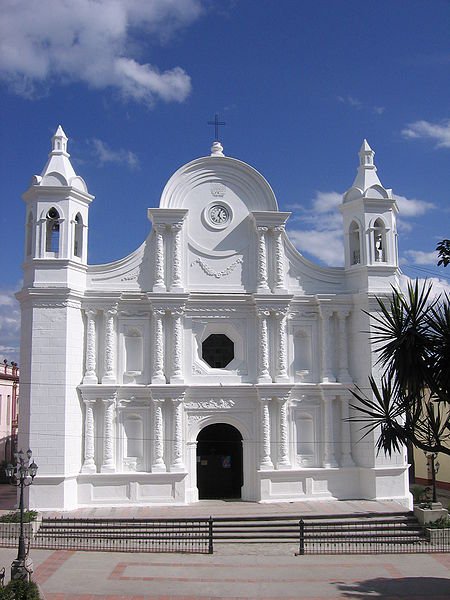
[{"xmin": 5, "ymin": 449, "xmax": 38, "ymax": 581}]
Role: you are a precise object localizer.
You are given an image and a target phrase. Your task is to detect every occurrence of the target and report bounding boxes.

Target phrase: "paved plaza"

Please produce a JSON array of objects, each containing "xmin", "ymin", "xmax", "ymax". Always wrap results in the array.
[{"xmin": 0, "ymin": 486, "xmax": 449, "ymax": 599}]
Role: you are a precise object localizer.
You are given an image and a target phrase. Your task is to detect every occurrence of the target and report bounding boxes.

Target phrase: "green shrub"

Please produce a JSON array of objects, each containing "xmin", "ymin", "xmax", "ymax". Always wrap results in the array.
[
  {"xmin": 428, "ymin": 515, "xmax": 450, "ymax": 529},
  {"xmin": 410, "ymin": 484, "xmax": 426, "ymax": 504},
  {"xmin": 0, "ymin": 511, "xmax": 38, "ymax": 524},
  {"xmin": 0, "ymin": 579, "xmax": 41, "ymax": 600}
]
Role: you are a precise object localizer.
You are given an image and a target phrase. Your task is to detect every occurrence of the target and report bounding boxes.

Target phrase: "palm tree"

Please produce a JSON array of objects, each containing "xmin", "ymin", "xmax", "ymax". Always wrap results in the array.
[
  {"xmin": 350, "ymin": 280, "xmax": 450, "ymax": 459},
  {"xmin": 436, "ymin": 239, "xmax": 450, "ymax": 267}
]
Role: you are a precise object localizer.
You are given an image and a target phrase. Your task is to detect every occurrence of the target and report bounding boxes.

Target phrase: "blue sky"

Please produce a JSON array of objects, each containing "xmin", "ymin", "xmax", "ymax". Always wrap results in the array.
[{"xmin": 1, "ymin": 0, "xmax": 450, "ymax": 362}]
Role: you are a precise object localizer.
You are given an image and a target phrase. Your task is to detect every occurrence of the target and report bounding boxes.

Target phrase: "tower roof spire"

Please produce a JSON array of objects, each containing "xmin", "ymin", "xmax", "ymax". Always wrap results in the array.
[{"xmin": 351, "ymin": 139, "xmax": 382, "ymax": 190}]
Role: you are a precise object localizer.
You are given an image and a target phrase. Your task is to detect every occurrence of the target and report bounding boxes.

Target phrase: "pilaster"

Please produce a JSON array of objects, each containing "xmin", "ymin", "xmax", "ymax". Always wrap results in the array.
[
  {"xmin": 83, "ymin": 309, "xmax": 98, "ymax": 384},
  {"xmin": 152, "ymin": 398, "xmax": 166, "ymax": 472},
  {"xmin": 101, "ymin": 396, "xmax": 116, "ymax": 473},
  {"xmin": 277, "ymin": 395, "xmax": 291, "ymax": 469},
  {"xmin": 102, "ymin": 308, "xmax": 117, "ymax": 384},
  {"xmin": 81, "ymin": 399, "xmax": 96, "ymax": 473}
]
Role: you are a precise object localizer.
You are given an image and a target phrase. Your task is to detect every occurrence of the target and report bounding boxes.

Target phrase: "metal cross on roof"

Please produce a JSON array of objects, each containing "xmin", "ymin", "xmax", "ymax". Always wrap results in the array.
[{"xmin": 208, "ymin": 113, "xmax": 226, "ymax": 141}]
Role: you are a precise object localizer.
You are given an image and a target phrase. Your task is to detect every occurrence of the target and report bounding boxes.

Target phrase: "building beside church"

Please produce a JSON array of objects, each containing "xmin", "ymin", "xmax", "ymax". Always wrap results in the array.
[
  {"xmin": 17, "ymin": 127, "xmax": 411, "ymax": 510},
  {"xmin": 0, "ymin": 360, "xmax": 19, "ymax": 464}
]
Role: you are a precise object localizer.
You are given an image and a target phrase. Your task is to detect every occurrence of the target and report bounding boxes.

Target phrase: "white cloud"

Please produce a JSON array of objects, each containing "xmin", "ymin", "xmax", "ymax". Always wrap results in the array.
[
  {"xmin": 287, "ymin": 190, "xmax": 345, "ymax": 266},
  {"xmin": 394, "ymin": 194, "xmax": 435, "ymax": 217},
  {"xmin": 0, "ymin": 288, "xmax": 20, "ymax": 364},
  {"xmin": 0, "ymin": 0, "xmax": 202, "ymax": 105},
  {"xmin": 337, "ymin": 95, "xmax": 385, "ymax": 116},
  {"xmin": 401, "ymin": 119, "xmax": 450, "ymax": 148},
  {"xmin": 288, "ymin": 228, "xmax": 344, "ymax": 267},
  {"xmin": 399, "ymin": 274, "xmax": 450, "ymax": 298},
  {"xmin": 90, "ymin": 138, "xmax": 139, "ymax": 169},
  {"xmin": 404, "ymin": 250, "xmax": 439, "ymax": 266},
  {"xmin": 287, "ymin": 189, "xmax": 435, "ymax": 267}
]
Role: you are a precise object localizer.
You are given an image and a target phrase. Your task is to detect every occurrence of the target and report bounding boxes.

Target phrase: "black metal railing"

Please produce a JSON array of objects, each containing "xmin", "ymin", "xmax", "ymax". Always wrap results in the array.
[
  {"xmin": 0, "ymin": 514, "xmax": 448, "ymax": 555},
  {"xmin": 0, "ymin": 517, "xmax": 213, "ymax": 554},
  {"xmin": 297, "ymin": 518, "xmax": 450, "ymax": 555}
]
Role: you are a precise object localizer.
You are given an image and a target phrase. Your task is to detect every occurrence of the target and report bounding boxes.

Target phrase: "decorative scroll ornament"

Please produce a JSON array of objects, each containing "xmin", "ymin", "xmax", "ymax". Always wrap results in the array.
[
  {"xmin": 120, "ymin": 269, "xmax": 140, "ymax": 282},
  {"xmin": 185, "ymin": 399, "xmax": 235, "ymax": 410},
  {"xmin": 190, "ymin": 257, "xmax": 243, "ymax": 278}
]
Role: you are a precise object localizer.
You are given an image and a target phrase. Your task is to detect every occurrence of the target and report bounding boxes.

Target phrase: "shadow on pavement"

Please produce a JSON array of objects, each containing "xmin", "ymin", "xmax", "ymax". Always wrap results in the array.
[{"xmin": 334, "ymin": 576, "xmax": 450, "ymax": 598}]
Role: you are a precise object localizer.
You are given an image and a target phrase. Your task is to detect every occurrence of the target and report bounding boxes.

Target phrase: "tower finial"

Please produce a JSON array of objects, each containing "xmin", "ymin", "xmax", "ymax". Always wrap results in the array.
[{"xmin": 51, "ymin": 125, "xmax": 69, "ymax": 157}]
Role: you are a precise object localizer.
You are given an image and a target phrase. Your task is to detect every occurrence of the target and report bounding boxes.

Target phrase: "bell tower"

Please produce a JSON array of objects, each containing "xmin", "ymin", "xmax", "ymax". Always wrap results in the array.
[
  {"xmin": 340, "ymin": 140, "xmax": 399, "ymax": 291},
  {"xmin": 17, "ymin": 127, "xmax": 94, "ymax": 509},
  {"xmin": 22, "ymin": 126, "xmax": 94, "ymax": 289}
]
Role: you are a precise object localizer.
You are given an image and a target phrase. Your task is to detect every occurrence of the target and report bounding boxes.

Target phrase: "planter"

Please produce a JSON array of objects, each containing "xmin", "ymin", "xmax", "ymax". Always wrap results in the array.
[
  {"xmin": 426, "ymin": 527, "xmax": 450, "ymax": 544},
  {"xmin": 0, "ymin": 515, "xmax": 42, "ymax": 544},
  {"xmin": 414, "ymin": 503, "xmax": 449, "ymax": 525}
]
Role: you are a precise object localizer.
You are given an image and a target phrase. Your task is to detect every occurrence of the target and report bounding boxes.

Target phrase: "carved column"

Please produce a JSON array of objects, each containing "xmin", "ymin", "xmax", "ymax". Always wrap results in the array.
[
  {"xmin": 152, "ymin": 399, "xmax": 166, "ymax": 472},
  {"xmin": 272, "ymin": 225, "xmax": 286, "ymax": 293},
  {"xmin": 277, "ymin": 396, "xmax": 291, "ymax": 468},
  {"xmin": 102, "ymin": 308, "xmax": 117, "ymax": 384},
  {"xmin": 170, "ymin": 398, "xmax": 184, "ymax": 471},
  {"xmin": 259, "ymin": 398, "xmax": 273, "ymax": 469},
  {"xmin": 170, "ymin": 222, "xmax": 183, "ymax": 291},
  {"xmin": 339, "ymin": 395, "xmax": 355, "ymax": 466},
  {"xmin": 256, "ymin": 226, "xmax": 270, "ymax": 292},
  {"xmin": 152, "ymin": 309, "xmax": 166, "ymax": 384},
  {"xmin": 275, "ymin": 310, "xmax": 289, "ymax": 382},
  {"xmin": 257, "ymin": 309, "xmax": 271, "ymax": 382},
  {"xmin": 170, "ymin": 308, "xmax": 184, "ymax": 383},
  {"xmin": 337, "ymin": 311, "xmax": 351, "ymax": 383},
  {"xmin": 81, "ymin": 400, "xmax": 96, "ymax": 473},
  {"xmin": 322, "ymin": 395, "xmax": 338, "ymax": 468},
  {"xmin": 101, "ymin": 398, "xmax": 115, "ymax": 472},
  {"xmin": 83, "ymin": 309, "xmax": 98, "ymax": 384},
  {"xmin": 320, "ymin": 308, "xmax": 336, "ymax": 383},
  {"xmin": 153, "ymin": 224, "xmax": 166, "ymax": 291}
]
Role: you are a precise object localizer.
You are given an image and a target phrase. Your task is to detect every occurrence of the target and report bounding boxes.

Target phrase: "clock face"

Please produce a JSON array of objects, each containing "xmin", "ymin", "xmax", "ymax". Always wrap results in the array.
[{"xmin": 208, "ymin": 204, "xmax": 230, "ymax": 225}]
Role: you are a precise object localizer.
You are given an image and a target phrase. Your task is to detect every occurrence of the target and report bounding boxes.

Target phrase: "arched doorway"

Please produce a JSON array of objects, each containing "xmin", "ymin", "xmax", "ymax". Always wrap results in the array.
[{"xmin": 196, "ymin": 423, "xmax": 243, "ymax": 499}]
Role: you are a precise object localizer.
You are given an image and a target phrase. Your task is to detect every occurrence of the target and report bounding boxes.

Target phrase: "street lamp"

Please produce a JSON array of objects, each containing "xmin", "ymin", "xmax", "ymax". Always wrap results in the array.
[{"xmin": 5, "ymin": 449, "xmax": 38, "ymax": 581}]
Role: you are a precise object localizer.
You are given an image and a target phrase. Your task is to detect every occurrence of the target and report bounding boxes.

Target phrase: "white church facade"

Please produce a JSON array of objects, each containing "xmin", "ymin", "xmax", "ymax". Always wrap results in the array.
[{"xmin": 17, "ymin": 128, "xmax": 411, "ymax": 510}]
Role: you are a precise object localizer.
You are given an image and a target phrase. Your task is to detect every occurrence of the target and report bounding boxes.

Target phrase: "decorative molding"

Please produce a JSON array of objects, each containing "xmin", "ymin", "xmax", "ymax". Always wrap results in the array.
[
  {"xmin": 188, "ymin": 414, "xmax": 207, "ymax": 424},
  {"xmin": 185, "ymin": 399, "xmax": 235, "ymax": 410},
  {"xmin": 210, "ymin": 182, "xmax": 226, "ymax": 197},
  {"xmin": 190, "ymin": 257, "xmax": 243, "ymax": 278},
  {"xmin": 120, "ymin": 269, "xmax": 140, "ymax": 282}
]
